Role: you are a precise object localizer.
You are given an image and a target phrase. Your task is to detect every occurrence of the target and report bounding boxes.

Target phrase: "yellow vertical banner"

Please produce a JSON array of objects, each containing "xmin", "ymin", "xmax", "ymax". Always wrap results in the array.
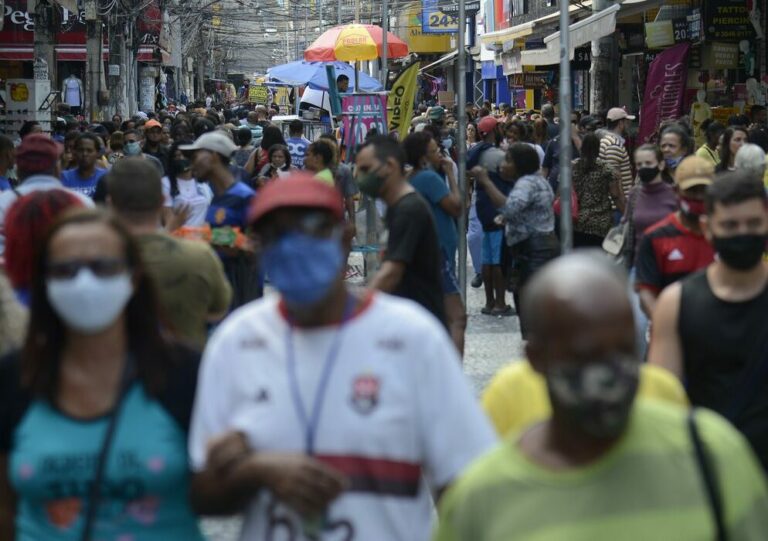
[{"xmin": 388, "ymin": 62, "xmax": 420, "ymax": 140}]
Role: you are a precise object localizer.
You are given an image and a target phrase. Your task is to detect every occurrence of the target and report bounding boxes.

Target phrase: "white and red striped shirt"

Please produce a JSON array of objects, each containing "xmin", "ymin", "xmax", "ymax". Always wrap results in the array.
[{"xmin": 190, "ymin": 292, "xmax": 496, "ymax": 541}]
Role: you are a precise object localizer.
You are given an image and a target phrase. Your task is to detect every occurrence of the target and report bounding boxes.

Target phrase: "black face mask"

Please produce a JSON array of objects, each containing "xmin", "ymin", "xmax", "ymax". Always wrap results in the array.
[
  {"xmin": 637, "ymin": 166, "xmax": 659, "ymax": 184},
  {"xmin": 172, "ymin": 159, "xmax": 191, "ymax": 175},
  {"xmin": 712, "ymin": 234, "xmax": 767, "ymax": 271}
]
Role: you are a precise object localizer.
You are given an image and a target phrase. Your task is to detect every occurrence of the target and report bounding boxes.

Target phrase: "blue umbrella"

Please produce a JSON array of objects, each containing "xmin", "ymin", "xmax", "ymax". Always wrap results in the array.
[{"xmin": 267, "ymin": 61, "xmax": 383, "ymax": 92}]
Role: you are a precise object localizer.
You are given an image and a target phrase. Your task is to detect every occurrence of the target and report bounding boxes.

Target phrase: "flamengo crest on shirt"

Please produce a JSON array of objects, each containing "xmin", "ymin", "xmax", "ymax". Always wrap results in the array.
[{"xmin": 350, "ymin": 374, "xmax": 380, "ymax": 415}]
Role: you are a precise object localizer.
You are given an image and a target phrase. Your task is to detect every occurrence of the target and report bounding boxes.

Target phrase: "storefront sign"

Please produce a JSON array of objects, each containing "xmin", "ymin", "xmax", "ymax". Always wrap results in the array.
[
  {"xmin": 705, "ymin": 42, "xmax": 739, "ymax": 69},
  {"xmin": 422, "ymin": 0, "xmax": 458, "ymax": 34},
  {"xmin": 687, "ymin": 9, "xmax": 702, "ymax": 42},
  {"xmin": 645, "ymin": 21, "xmax": 674, "ymax": 49},
  {"xmin": 248, "ymin": 85, "xmax": 270, "ymax": 104},
  {"xmin": 509, "ymin": 72, "xmax": 549, "ymax": 89},
  {"xmin": 712, "ymin": 107, "xmax": 740, "ymax": 124},
  {"xmin": 638, "ymin": 43, "xmax": 690, "ymax": 143},
  {"xmin": 704, "ymin": 0, "xmax": 755, "ymax": 41},
  {"xmin": 400, "ymin": 4, "xmax": 452, "ymax": 53},
  {"xmin": 572, "ymin": 46, "xmax": 591, "ymax": 71},
  {"xmin": 502, "ymin": 50, "xmax": 522, "ymax": 75}
]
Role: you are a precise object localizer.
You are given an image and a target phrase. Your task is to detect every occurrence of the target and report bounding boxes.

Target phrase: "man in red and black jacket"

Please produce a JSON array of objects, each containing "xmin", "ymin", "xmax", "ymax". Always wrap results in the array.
[{"xmin": 635, "ymin": 156, "xmax": 716, "ymax": 318}]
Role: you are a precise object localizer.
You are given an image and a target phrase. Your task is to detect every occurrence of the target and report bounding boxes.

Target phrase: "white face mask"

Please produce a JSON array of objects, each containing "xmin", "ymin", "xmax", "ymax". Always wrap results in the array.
[{"xmin": 47, "ymin": 268, "xmax": 133, "ymax": 334}]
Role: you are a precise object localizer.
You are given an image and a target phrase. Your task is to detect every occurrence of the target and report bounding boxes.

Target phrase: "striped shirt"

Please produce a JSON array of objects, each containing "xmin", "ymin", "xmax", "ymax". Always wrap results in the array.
[
  {"xmin": 434, "ymin": 401, "xmax": 768, "ymax": 541},
  {"xmin": 599, "ymin": 131, "xmax": 634, "ymax": 196}
]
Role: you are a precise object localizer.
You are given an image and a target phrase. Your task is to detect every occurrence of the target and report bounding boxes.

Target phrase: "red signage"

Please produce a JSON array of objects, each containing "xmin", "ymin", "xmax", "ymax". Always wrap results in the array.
[{"xmin": 1, "ymin": 0, "xmax": 88, "ymax": 46}]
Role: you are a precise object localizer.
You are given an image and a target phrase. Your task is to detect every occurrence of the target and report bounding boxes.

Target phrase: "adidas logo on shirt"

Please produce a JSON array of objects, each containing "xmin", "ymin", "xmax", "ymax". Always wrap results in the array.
[{"xmin": 668, "ymin": 249, "xmax": 684, "ymax": 261}]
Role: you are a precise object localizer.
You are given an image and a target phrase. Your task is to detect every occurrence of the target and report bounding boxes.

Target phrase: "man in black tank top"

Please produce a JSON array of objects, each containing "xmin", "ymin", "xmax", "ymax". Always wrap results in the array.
[{"xmin": 650, "ymin": 172, "xmax": 768, "ymax": 469}]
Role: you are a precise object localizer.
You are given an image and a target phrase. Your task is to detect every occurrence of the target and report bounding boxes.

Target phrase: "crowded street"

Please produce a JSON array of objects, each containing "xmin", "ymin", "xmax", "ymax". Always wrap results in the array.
[{"xmin": 1, "ymin": 0, "xmax": 768, "ymax": 539}]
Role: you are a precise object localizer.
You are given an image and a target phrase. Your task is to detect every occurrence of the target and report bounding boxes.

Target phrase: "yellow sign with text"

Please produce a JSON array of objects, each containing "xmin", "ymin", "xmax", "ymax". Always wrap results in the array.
[
  {"xmin": 399, "ymin": 4, "xmax": 451, "ymax": 54},
  {"xmin": 388, "ymin": 63, "xmax": 420, "ymax": 140}
]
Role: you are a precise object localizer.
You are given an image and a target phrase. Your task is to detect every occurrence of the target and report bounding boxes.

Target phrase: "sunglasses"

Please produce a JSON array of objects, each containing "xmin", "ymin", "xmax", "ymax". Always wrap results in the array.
[{"xmin": 47, "ymin": 258, "xmax": 129, "ymax": 280}]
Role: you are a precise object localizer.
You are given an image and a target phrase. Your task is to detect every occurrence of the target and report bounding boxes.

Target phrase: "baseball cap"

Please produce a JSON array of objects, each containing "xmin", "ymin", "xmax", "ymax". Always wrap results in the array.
[
  {"xmin": 16, "ymin": 134, "xmax": 62, "ymax": 175},
  {"xmin": 248, "ymin": 172, "xmax": 344, "ymax": 225},
  {"xmin": 144, "ymin": 119, "xmax": 162, "ymax": 130},
  {"xmin": 606, "ymin": 107, "xmax": 636, "ymax": 121},
  {"xmin": 675, "ymin": 156, "xmax": 715, "ymax": 191},
  {"xmin": 179, "ymin": 131, "xmax": 238, "ymax": 157},
  {"xmin": 478, "ymin": 116, "xmax": 498, "ymax": 136},
  {"xmin": 429, "ymin": 106, "xmax": 446, "ymax": 121},
  {"xmin": 579, "ymin": 115, "xmax": 600, "ymax": 130}
]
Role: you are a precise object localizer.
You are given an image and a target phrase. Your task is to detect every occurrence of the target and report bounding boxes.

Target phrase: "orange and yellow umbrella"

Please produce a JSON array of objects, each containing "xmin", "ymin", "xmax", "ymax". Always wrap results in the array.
[{"xmin": 304, "ymin": 24, "xmax": 409, "ymax": 62}]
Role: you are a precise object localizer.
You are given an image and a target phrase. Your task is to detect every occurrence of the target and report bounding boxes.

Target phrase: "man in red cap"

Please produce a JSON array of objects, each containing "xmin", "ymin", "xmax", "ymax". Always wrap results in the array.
[
  {"xmin": 189, "ymin": 172, "xmax": 496, "ymax": 541},
  {"xmin": 0, "ymin": 134, "xmax": 92, "ymax": 256},
  {"xmin": 467, "ymin": 116, "xmax": 514, "ymax": 316},
  {"xmin": 142, "ymin": 119, "xmax": 170, "ymax": 173}
]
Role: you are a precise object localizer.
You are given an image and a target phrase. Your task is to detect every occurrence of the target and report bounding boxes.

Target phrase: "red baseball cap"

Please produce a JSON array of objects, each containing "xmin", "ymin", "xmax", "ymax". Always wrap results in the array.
[
  {"xmin": 144, "ymin": 119, "xmax": 162, "ymax": 129},
  {"xmin": 478, "ymin": 115, "xmax": 498, "ymax": 136},
  {"xmin": 16, "ymin": 134, "xmax": 62, "ymax": 175},
  {"xmin": 248, "ymin": 172, "xmax": 344, "ymax": 225}
]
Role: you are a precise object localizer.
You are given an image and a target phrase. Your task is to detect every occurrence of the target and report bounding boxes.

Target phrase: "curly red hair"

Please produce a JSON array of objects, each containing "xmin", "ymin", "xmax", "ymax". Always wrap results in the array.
[{"xmin": 4, "ymin": 189, "xmax": 85, "ymax": 289}]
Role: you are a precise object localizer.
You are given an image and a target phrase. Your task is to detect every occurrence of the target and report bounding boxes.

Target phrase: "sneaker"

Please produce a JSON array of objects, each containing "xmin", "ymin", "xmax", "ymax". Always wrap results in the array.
[{"xmin": 471, "ymin": 273, "xmax": 483, "ymax": 288}]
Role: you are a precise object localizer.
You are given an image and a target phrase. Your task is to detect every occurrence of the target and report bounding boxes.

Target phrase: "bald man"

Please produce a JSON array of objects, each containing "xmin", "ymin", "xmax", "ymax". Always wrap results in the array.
[{"xmin": 435, "ymin": 253, "xmax": 768, "ymax": 541}]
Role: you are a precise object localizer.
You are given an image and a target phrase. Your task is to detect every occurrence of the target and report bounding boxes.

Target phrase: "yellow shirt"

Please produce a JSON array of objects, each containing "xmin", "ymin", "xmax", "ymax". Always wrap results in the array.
[
  {"xmin": 695, "ymin": 144, "xmax": 720, "ymax": 166},
  {"xmin": 481, "ymin": 360, "xmax": 688, "ymax": 437}
]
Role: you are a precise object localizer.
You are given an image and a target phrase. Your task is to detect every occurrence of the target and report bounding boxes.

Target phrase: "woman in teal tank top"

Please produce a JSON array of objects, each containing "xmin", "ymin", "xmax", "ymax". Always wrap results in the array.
[{"xmin": 0, "ymin": 210, "xmax": 205, "ymax": 541}]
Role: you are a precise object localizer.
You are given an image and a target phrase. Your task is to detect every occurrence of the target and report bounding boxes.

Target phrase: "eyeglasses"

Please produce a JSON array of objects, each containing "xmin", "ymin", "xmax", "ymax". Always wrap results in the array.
[{"xmin": 47, "ymin": 258, "xmax": 129, "ymax": 280}]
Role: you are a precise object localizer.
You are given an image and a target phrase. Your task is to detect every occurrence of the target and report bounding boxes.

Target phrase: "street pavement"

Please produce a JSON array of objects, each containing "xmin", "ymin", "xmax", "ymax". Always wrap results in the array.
[{"xmin": 200, "ymin": 265, "xmax": 523, "ymax": 539}]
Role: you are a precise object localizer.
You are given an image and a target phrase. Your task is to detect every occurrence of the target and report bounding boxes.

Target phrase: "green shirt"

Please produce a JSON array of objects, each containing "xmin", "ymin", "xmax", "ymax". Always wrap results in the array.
[
  {"xmin": 434, "ymin": 401, "xmax": 768, "ymax": 541},
  {"xmin": 137, "ymin": 233, "xmax": 232, "ymax": 347},
  {"xmin": 315, "ymin": 168, "xmax": 335, "ymax": 186}
]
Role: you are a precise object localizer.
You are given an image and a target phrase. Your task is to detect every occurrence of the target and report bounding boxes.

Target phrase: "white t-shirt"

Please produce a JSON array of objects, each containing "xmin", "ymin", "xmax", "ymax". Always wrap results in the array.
[
  {"xmin": 189, "ymin": 292, "xmax": 496, "ymax": 541},
  {"xmin": 161, "ymin": 176, "xmax": 213, "ymax": 227}
]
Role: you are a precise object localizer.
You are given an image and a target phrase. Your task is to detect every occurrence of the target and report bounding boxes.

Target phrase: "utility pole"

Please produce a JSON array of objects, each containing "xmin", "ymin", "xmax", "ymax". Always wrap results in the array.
[
  {"xmin": 590, "ymin": 0, "xmax": 617, "ymax": 114},
  {"xmin": 337, "ymin": 0, "xmax": 341, "ymax": 25},
  {"xmin": 355, "ymin": 0, "xmax": 360, "ymax": 23},
  {"xmin": 558, "ymin": 0, "xmax": 573, "ymax": 252},
  {"xmin": 108, "ymin": 9, "xmax": 127, "ymax": 119},
  {"xmin": 381, "ymin": 0, "xmax": 387, "ymax": 85},
  {"xmin": 84, "ymin": 0, "xmax": 102, "ymax": 120},
  {"xmin": 32, "ymin": 0, "xmax": 57, "ymax": 101},
  {"xmin": 457, "ymin": 0, "xmax": 468, "ymax": 299}
]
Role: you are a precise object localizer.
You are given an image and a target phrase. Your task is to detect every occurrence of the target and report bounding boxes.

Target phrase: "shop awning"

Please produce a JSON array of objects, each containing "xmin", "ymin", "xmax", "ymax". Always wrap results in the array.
[
  {"xmin": 55, "ymin": 47, "xmax": 109, "ymax": 61},
  {"xmin": 618, "ymin": 0, "xmax": 664, "ymax": 19},
  {"xmin": 520, "ymin": 3, "xmax": 620, "ymax": 66},
  {"xmin": 480, "ymin": 22, "xmax": 535, "ymax": 50},
  {"xmin": 0, "ymin": 47, "xmax": 33, "ymax": 61},
  {"xmin": 420, "ymin": 50, "xmax": 458, "ymax": 72}
]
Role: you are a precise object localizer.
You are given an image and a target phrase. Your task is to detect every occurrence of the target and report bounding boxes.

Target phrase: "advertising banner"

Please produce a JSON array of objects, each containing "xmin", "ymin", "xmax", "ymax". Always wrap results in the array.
[
  {"xmin": 388, "ymin": 63, "xmax": 419, "ymax": 140},
  {"xmin": 342, "ymin": 94, "xmax": 388, "ymax": 151},
  {"xmin": 638, "ymin": 43, "xmax": 691, "ymax": 144}
]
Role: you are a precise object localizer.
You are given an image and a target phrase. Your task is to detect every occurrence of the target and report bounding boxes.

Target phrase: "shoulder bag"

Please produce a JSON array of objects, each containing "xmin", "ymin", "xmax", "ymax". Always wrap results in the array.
[
  {"xmin": 80, "ymin": 357, "xmax": 134, "ymax": 541},
  {"xmin": 602, "ymin": 188, "xmax": 636, "ymax": 268},
  {"xmin": 688, "ymin": 409, "xmax": 727, "ymax": 541}
]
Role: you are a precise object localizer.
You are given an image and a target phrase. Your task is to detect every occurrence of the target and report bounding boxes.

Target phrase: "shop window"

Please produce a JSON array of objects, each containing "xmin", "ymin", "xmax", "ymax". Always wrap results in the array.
[{"xmin": 512, "ymin": 0, "xmax": 528, "ymax": 16}]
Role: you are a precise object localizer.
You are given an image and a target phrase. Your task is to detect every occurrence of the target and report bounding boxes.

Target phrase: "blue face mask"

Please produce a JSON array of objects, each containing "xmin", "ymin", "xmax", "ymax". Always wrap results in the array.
[
  {"xmin": 261, "ymin": 231, "xmax": 344, "ymax": 307},
  {"xmin": 124, "ymin": 141, "xmax": 142, "ymax": 156},
  {"xmin": 665, "ymin": 156, "xmax": 683, "ymax": 169}
]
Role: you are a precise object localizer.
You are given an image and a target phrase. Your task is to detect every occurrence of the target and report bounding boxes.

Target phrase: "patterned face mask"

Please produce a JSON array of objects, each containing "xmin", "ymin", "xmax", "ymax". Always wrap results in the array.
[{"xmin": 546, "ymin": 355, "xmax": 640, "ymax": 439}]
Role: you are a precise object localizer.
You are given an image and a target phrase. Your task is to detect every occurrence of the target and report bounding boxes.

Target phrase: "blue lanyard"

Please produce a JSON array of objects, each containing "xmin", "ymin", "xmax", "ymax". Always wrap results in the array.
[{"xmin": 286, "ymin": 295, "xmax": 356, "ymax": 455}]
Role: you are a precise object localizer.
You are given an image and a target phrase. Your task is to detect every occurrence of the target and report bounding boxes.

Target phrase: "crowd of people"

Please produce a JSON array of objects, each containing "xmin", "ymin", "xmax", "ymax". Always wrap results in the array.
[{"xmin": 0, "ymin": 93, "xmax": 766, "ymax": 541}]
